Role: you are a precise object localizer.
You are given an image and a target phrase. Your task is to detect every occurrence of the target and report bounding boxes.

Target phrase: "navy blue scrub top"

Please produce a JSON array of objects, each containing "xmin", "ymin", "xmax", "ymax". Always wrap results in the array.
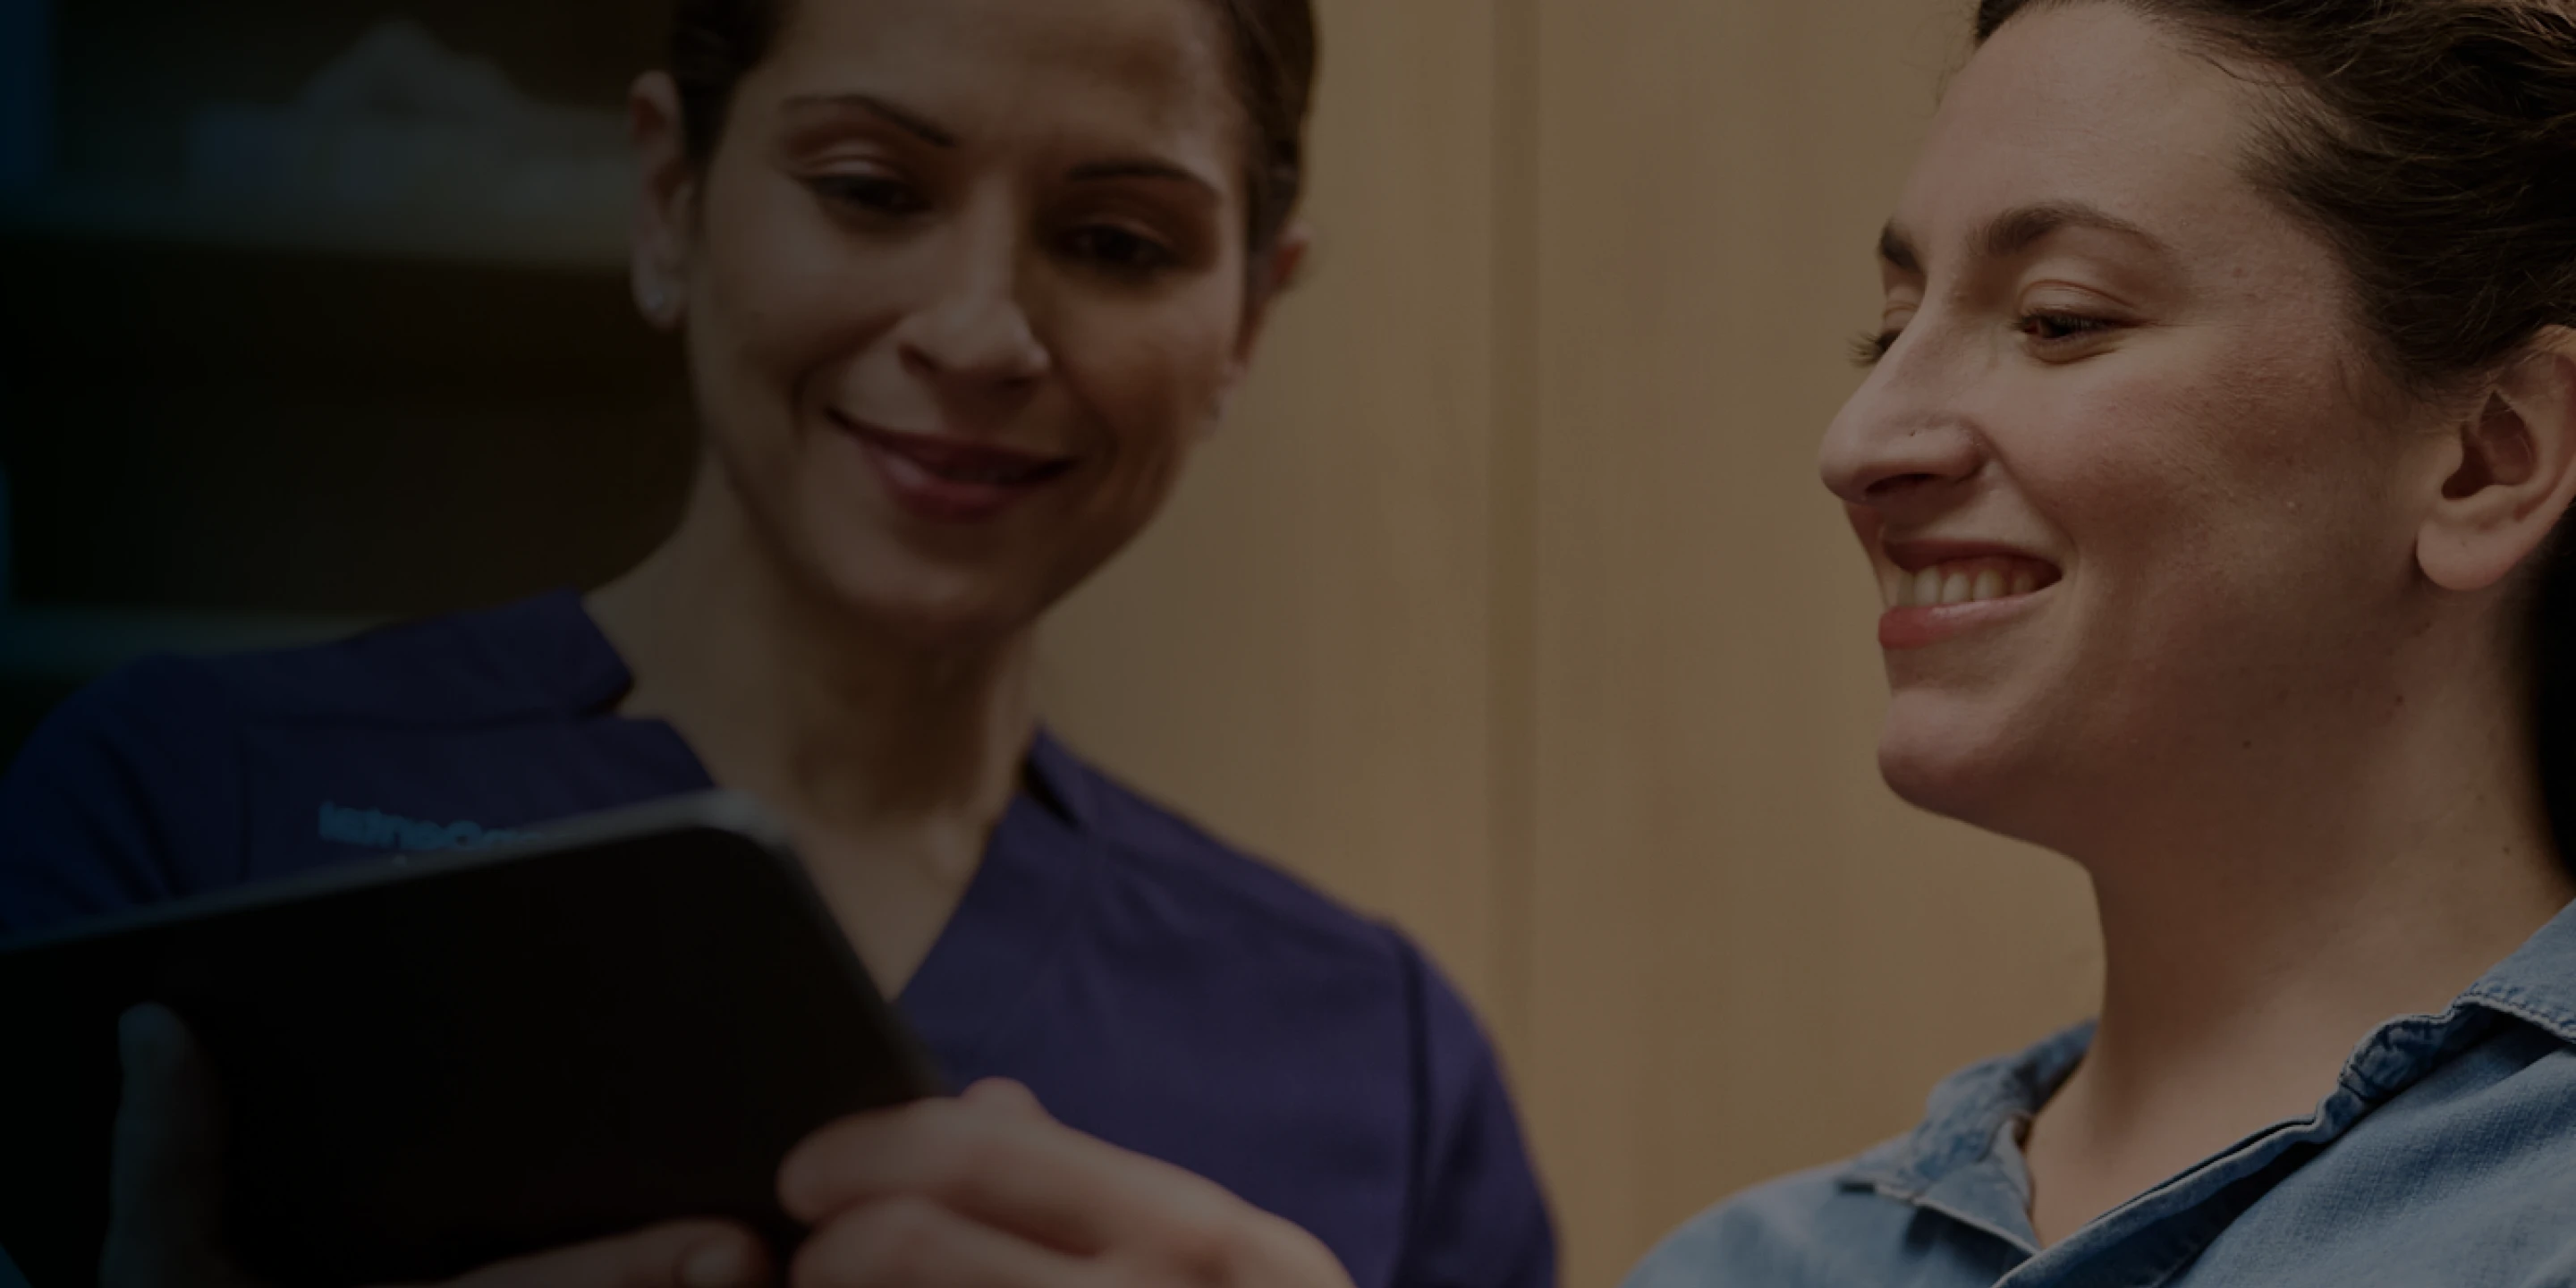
[{"xmin": 0, "ymin": 591, "xmax": 1556, "ymax": 1288}]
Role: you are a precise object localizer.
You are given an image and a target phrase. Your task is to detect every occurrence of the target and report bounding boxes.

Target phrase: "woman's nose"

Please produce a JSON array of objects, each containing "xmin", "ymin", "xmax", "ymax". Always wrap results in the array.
[
  {"xmin": 1817, "ymin": 343, "xmax": 1985, "ymax": 521},
  {"xmin": 895, "ymin": 228, "xmax": 1052, "ymax": 392}
]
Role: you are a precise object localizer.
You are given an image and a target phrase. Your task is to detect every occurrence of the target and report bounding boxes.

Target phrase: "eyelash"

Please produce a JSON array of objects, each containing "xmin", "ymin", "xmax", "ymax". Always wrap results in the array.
[
  {"xmin": 1850, "ymin": 329, "xmax": 1900, "ymax": 368},
  {"xmin": 2019, "ymin": 310, "xmax": 2113, "ymax": 344},
  {"xmin": 1063, "ymin": 224, "xmax": 1181, "ymax": 279},
  {"xmin": 809, "ymin": 174, "xmax": 928, "ymax": 218},
  {"xmin": 809, "ymin": 176, "xmax": 1181, "ymax": 280},
  {"xmin": 1847, "ymin": 311, "xmax": 2116, "ymax": 368}
]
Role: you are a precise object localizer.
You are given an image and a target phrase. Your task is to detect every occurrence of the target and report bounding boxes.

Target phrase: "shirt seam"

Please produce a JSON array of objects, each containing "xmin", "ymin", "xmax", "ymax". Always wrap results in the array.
[{"xmin": 2462, "ymin": 989, "xmax": 2576, "ymax": 1046}]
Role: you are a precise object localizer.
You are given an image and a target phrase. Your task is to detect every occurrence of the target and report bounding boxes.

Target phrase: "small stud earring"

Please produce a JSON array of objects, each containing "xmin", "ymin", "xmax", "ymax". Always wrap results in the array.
[{"xmin": 638, "ymin": 276, "xmax": 678, "ymax": 319}]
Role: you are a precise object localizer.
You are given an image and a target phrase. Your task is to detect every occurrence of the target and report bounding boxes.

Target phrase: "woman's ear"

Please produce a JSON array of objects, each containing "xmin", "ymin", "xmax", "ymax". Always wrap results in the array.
[
  {"xmin": 629, "ymin": 71, "xmax": 698, "ymax": 332},
  {"xmin": 1231, "ymin": 225, "xmax": 1315, "ymax": 372},
  {"xmin": 2418, "ymin": 328, "xmax": 2576, "ymax": 592},
  {"xmin": 1205, "ymin": 225, "xmax": 1312, "ymax": 430}
]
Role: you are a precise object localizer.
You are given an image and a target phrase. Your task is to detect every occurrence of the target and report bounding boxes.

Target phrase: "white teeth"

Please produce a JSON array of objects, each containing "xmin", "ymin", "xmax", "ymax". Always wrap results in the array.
[{"xmin": 1892, "ymin": 560, "xmax": 2052, "ymax": 608}]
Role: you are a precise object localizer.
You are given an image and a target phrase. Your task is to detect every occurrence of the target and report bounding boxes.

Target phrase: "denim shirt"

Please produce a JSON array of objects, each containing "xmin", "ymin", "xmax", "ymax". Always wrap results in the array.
[{"xmin": 1626, "ymin": 900, "xmax": 2576, "ymax": 1288}]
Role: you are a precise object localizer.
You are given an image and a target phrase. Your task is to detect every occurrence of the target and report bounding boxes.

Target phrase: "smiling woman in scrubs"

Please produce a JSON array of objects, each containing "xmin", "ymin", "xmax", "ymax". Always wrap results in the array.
[{"xmin": 0, "ymin": 0, "xmax": 1554, "ymax": 1284}]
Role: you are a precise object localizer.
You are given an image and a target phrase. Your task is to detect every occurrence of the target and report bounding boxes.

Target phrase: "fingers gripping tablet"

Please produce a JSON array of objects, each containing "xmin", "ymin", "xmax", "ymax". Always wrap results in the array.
[{"xmin": 0, "ymin": 792, "xmax": 942, "ymax": 1286}]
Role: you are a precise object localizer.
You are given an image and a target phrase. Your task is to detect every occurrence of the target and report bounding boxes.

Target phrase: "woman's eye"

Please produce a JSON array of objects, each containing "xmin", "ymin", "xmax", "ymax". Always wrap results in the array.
[
  {"xmin": 1065, "ymin": 225, "xmax": 1178, "ymax": 277},
  {"xmin": 809, "ymin": 174, "xmax": 928, "ymax": 217},
  {"xmin": 2019, "ymin": 311, "xmax": 2114, "ymax": 345},
  {"xmin": 1850, "ymin": 329, "xmax": 1901, "ymax": 368}
]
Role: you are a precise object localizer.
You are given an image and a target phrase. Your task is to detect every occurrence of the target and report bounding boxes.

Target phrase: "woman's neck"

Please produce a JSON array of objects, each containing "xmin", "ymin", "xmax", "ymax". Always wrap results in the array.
[
  {"xmin": 2023, "ymin": 627, "xmax": 2574, "ymax": 1244},
  {"xmin": 585, "ymin": 475, "xmax": 1037, "ymax": 852}
]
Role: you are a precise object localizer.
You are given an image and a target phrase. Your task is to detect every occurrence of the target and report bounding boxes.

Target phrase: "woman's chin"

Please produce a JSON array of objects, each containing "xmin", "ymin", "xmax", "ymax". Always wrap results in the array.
[
  {"xmin": 788, "ymin": 510, "xmax": 1122, "ymax": 656},
  {"xmin": 801, "ymin": 560, "xmax": 1053, "ymax": 655},
  {"xmin": 1872, "ymin": 708, "xmax": 2041, "ymax": 831}
]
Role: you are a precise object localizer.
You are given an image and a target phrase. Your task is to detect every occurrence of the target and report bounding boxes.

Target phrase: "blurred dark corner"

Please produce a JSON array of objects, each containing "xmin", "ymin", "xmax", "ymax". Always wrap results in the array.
[{"xmin": 0, "ymin": 1, "xmax": 699, "ymax": 760}]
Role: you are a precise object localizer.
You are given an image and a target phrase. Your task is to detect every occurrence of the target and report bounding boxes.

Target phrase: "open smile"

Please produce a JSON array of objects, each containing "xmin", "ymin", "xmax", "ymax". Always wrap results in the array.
[{"xmin": 1875, "ymin": 546, "xmax": 2063, "ymax": 650}]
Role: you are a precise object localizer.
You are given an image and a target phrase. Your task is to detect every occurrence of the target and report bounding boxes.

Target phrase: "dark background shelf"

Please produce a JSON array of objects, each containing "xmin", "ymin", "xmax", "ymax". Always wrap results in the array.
[
  {"xmin": 2, "ymin": 229, "xmax": 696, "ymax": 617},
  {"xmin": 52, "ymin": 0, "xmax": 668, "ymax": 195},
  {"xmin": 1, "ymin": 2, "xmax": 699, "ymax": 759}
]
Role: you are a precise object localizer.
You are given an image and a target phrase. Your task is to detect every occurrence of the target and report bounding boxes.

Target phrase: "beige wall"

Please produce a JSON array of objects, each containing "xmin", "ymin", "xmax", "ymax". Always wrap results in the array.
[
  {"xmin": 1041, "ymin": 2, "xmax": 2102, "ymax": 1287},
  {"xmin": 1038, "ymin": 0, "xmax": 1507, "ymax": 992}
]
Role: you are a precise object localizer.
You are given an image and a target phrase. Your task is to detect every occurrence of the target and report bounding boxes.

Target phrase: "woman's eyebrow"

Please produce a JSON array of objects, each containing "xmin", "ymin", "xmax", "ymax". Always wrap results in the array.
[
  {"xmin": 1066, "ymin": 157, "xmax": 1220, "ymax": 198},
  {"xmin": 1879, "ymin": 201, "xmax": 2171, "ymax": 275},
  {"xmin": 772, "ymin": 94, "xmax": 1214, "ymax": 198},
  {"xmin": 1975, "ymin": 200, "xmax": 2169, "ymax": 260},
  {"xmin": 781, "ymin": 92, "xmax": 956, "ymax": 148}
]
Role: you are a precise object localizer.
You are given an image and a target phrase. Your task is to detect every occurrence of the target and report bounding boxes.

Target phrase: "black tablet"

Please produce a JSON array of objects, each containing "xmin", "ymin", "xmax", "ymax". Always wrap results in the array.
[{"xmin": 0, "ymin": 792, "xmax": 944, "ymax": 1287}]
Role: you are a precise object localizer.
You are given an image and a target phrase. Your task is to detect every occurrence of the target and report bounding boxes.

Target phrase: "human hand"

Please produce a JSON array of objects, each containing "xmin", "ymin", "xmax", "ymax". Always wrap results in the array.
[
  {"xmin": 778, "ymin": 1079, "xmax": 1358, "ymax": 1288},
  {"xmin": 100, "ymin": 1003, "xmax": 772, "ymax": 1288}
]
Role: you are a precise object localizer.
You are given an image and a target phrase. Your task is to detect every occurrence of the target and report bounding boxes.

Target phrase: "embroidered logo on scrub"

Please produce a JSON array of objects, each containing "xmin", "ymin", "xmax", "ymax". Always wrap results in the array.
[{"xmin": 318, "ymin": 801, "xmax": 538, "ymax": 852}]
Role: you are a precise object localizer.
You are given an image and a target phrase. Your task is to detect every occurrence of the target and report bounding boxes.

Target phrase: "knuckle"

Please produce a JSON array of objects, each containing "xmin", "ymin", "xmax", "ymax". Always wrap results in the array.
[
  {"xmin": 940, "ymin": 1114, "xmax": 1013, "ymax": 1182},
  {"xmin": 784, "ymin": 1101, "xmax": 952, "ymax": 1216},
  {"xmin": 899, "ymin": 1100, "xmax": 1008, "ymax": 1198},
  {"xmin": 808, "ymin": 1196, "xmax": 950, "ymax": 1285},
  {"xmin": 876, "ymin": 1196, "xmax": 950, "ymax": 1264},
  {"xmin": 1159, "ymin": 1211, "xmax": 1258, "ymax": 1288},
  {"xmin": 786, "ymin": 1097, "xmax": 1015, "ymax": 1228},
  {"xmin": 1156, "ymin": 1211, "xmax": 1340, "ymax": 1288},
  {"xmin": 778, "ymin": 1121, "xmax": 864, "ymax": 1215}
]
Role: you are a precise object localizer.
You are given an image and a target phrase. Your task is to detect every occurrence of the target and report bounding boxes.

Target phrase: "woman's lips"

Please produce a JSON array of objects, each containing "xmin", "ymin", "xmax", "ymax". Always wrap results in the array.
[
  {"xmin": 1878, "ymin": 593, "xmax": 2049, "ymax": 650},
  {"xmin": 834, "ymin": 414, "xmax": 1079, "ymax": 523},
  {"xmin": 1875, "ymin": 550, "xmax": 2062, "ymax": 651}
]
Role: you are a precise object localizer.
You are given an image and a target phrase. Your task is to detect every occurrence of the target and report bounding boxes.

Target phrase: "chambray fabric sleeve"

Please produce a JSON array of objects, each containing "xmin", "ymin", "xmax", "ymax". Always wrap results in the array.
[
  {"xmin": 0, "ymin": 658, "xmax": 242, "ymax": 937},
  {"xmin": 1396, "ymin": 934, "xmax": 1559, "ymax": 1288}
]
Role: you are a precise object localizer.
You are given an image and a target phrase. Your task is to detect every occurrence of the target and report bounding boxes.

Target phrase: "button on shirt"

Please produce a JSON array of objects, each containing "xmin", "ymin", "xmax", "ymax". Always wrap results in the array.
[
  {"xmin": 1626, "ymin": 900, "xmax": 2576, "ymax": 1288},
  {"xmin": 0, "ymin": 591, "xmax": 1556, "ymax": 1288}
]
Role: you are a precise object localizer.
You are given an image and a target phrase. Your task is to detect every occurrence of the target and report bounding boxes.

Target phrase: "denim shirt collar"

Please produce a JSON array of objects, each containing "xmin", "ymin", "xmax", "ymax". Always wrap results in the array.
[
  {"xmin": 1838, "ymin": 897, "xmax": 2576, "ymax": 1258},
  {"xmin": 2453, "ymin": 894, "xmax": 2576, "ymax": 1045},
  {"xmin": 1835, "ymin": 1021, "xmax": 2089, "ymax": 1251}
]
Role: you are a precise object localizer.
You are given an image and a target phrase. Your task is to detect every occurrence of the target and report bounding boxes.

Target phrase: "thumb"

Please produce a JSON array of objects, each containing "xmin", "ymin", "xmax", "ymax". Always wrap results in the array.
[
  {"xmin": 101, "ymin": 1004, "xmax": 257, "ymax": 1288},
  {"xmin": 959, "ymin": 1078, "xmax": 1051, "ymax": 1121}
]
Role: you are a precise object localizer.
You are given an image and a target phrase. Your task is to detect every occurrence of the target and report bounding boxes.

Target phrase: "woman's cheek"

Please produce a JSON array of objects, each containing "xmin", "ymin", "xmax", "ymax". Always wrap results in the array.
[{"xmin": 1076, "ymin": 324, "xmax": 1228, "ymax": 473}]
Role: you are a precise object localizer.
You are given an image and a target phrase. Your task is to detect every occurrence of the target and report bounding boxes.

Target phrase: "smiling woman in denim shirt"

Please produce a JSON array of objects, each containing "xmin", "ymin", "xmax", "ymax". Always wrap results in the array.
[{"xmin": 1626, "ymin": 0, "xmax": 2576, "ymax": 1284}]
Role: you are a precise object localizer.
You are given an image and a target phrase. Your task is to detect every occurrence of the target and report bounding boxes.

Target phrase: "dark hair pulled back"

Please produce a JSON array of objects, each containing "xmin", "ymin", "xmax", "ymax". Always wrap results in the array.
[
  {"xmin": 1973, "ymin": 0, "xmax": 2576, "ymax": 866},
  {"xmin": 668, "ymin": 0, "xmax": 1316, "ymax": 270}
]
